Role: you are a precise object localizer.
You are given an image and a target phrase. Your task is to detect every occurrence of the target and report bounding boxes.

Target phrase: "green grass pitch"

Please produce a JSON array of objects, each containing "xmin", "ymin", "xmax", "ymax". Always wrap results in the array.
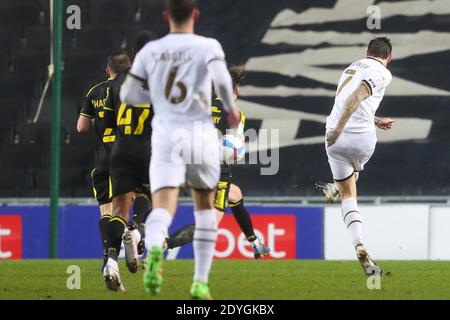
[{"xmin": 1, "ymin": 260, "xmax": 450, "ymax": 300}]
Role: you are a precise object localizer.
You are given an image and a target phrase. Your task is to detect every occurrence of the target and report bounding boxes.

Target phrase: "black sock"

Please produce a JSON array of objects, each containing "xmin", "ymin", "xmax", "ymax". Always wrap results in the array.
[
  {"xmin": 230, "ymin": 199, "xmax": 256, "ymax": 242},
  {"xmin": 132, "ymin": 196, "xmax": 150, "ymax": 225},
  {"xmin": 166, "ymin": 224, "xmax": 195, "ymax": 249},
  {"xmin": 99, "ymin": 214, "xmax": 111, "ymax": 265},
  {"xmin": 99, "ymin": 214, "xmax": 112, "ymax": 251},
  {"xmin": 106, "ymin": 216, "xmax": 126, "ymax": 259}
]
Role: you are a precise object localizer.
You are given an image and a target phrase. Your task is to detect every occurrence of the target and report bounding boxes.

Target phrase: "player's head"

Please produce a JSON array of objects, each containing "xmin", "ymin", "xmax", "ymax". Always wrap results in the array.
[
  {"xmin": 163, "ymin": 0, "xmax": 199, "ymax": 28},
  {"xmin": 131, "ymin": 30, "xmax": 156, "ymax": 59},
  {"xmin": 366, "ymin": 37, "xmax": 392, "ymax": 64},
  {"xmin": 229, "ymin": 65, "xmax": 246, "ymax": 98},
  {"xmin": 106, "ymin": 52, "xmax": 131, "ymax": 78}
]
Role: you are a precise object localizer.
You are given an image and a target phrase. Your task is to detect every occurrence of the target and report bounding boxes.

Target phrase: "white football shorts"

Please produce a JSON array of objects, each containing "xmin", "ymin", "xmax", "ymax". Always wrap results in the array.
[
  {"xmin": 326, "ymin": 130, "xmax": 377, "ymax": 181},
  {"xmin": 150, "ymin": 118, "xmax": 221, "ymax": 193}
]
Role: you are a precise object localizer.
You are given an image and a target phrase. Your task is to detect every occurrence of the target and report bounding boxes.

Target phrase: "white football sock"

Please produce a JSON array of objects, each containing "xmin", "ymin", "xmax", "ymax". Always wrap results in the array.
[
  {"xmin": 193, "ymin": 209, "xmax": 218, "ymax": 283},
  {"xmin": 341, "ymin": 197, "xmax": 363, "ymax": 247},
  {"xmin": 145, "ymin": 208, "xmax": 173, "ymax": 251}
]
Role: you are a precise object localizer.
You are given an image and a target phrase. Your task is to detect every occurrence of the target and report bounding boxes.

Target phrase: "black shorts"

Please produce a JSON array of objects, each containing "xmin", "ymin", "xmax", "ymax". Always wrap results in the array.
[
  {"xmin": 110, "ymin": 141, "xmax": 151, "ymax": 198},
  {"xmin": 91, "ymin": 169, "xmax": 111, "ymax": 206},
  {"xmin": 110, "ymin": 171, "xmax": 150, "ymax": 198},
  {"xmin": 214, "ymin": 164, "xmax": 232, "ymax": 211}
]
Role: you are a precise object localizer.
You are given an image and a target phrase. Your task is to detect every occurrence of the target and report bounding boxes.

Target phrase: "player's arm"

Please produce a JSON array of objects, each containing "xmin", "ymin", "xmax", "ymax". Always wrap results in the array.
[
  {"xmin": 120, "ymin": 74, "xmax": 151, "ymax": 105},
  {"xmin": 77, "ymin": 115, "xmax": 93, "ymax": 133},
  {"xmin": 234, "ymin": 109, "xmax": 246, "ymax": 151},
  {"xmin": 77, "ymin": 94, "xmax": 94, "ymax": 133},
  {"xmin": 208, "ymin": 60, "xmax": 240, "ymax": 127},
  {"xmin": 326, "ymin": 83, "xmax": 370, "ymax": 147},
  {"xmin": 374, "ymin": 116, "xmax": 396, "ymax": 130},
  {"xmin": 229, "ymin": 108, "xmax": 245, "ymax": 142},
  {"xmin": 371, "ymin": 70, "xmax": 395, "ymax": 130},
  {"xmin": 236, "ymin": 109, "xmax": 245, "ymax": 135}
]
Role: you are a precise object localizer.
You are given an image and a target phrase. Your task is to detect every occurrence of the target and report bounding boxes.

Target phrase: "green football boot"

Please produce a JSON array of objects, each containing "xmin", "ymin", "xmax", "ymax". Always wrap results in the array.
[
  {"xmin": 143, "ymin": 245, "xmax": 163, "ymax": 294},
  {"xmin": 190, "ymin": 281, "xmax": 212, "ymax": 300}
]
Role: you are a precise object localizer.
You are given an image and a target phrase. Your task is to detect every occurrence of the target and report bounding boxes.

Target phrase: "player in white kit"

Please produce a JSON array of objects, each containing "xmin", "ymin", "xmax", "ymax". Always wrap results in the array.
[
  {"xmin": 323, "ymin": 37, "xmax": 395, "ymax": 276},
  {"xmin": 120, "ymin": 0, "xmax": 240, "ymax": 299}
]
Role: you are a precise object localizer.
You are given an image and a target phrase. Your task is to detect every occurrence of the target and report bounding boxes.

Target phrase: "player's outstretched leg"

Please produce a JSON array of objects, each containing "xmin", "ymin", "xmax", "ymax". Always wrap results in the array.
[
  {"xmin": 337, "ymin": 174, "xmax": 382, "ymax": 276},
  {"xmin": 229, "ymin": 184, "xmax": 270, "ymax": 259},
  {"xmin": 164, "ymin": 224, "xmax": 195, "ymax": 251},
  {"xmin": 104, "ymin": 216, "xmax": 127, "ymax": 292}
]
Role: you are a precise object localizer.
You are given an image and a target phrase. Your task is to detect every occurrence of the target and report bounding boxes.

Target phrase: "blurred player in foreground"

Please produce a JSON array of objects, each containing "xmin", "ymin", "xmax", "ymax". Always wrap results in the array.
[
  {"xmin": 120, "ymin": 0, "xmax": 240, "ymax": 299},
  {"xmin": 164, "ymin": 65, "xmax": 270, "ymax": 259},
  {"xmin": 76, "ymin": 53, "xmax": 131, "ymax": 270},
  {"xmin": 321, "ymin": 37, "xmax": 395, "ymax": 276},
  {"xmin": 102, "ymin": 31, "xmax": 155, "ymax": 292}
]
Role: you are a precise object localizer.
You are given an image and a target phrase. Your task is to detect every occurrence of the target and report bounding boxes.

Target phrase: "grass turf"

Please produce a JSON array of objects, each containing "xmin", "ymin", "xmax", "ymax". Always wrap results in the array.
[{"xmin": 0, "ymin": 259, "xmax": 449, "ymax": 300}]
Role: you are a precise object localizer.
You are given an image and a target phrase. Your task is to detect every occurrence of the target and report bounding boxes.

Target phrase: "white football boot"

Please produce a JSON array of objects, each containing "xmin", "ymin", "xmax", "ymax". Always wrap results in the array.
[
  {"xmin": 315, "ymin": 181, "xmax": 340, "ymax": 203},
  {"xmin": 103, "ymin": 258, "xmax": 126, "ymax": 292},
  {"xmin": 355, "ymin": 244, "xmax": 383, "ymax": 276},
  {"xmin": 252, "ymin": 237, "xmax": 270, "ymax": 259},
  {"xmin": 123, "ymin": 229, "xmax": 141, "ymax": 274}
]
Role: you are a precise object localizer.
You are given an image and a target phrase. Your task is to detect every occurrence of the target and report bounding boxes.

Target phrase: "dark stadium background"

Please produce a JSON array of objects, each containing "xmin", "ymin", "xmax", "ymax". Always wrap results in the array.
[{"xmin": 1, "ymin": 0, "xmax": 449, "ymax": 198}]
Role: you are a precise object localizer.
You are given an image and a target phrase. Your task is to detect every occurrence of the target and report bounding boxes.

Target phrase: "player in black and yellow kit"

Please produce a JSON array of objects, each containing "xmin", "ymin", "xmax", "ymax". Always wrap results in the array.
[
  {"xmin": 102, "ymin": 31, "xmax": 155, "ymax": 292},
  {"xmin": 164, "ymin": 66, "xmax": 270, "ymax": 259},
  {"xmin": 77, "ymin": 52, "xmax": 131, "ymax": 269}
]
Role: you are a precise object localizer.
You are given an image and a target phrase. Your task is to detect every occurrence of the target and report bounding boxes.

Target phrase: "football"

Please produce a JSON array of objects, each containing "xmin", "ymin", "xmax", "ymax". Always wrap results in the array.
[{"xmin": 221, "ymin": 134, "xmax": 245, "ymax": 164}]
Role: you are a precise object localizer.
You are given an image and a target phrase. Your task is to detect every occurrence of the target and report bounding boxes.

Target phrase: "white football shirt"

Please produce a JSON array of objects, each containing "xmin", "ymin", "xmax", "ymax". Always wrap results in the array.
[
  {"xmin": 130, "ymin": 33, "xmax": 225, "ymax": 123},
  {"xmin": 326, "ymin": 58, "xmax": 392, "ymax": 132}
]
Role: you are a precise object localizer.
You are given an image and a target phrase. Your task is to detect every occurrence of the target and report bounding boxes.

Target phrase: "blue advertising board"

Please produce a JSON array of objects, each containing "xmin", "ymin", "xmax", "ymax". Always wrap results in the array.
[{"xmin": 0, "ymin": 204, "xmax": 324, "ymax": 260}]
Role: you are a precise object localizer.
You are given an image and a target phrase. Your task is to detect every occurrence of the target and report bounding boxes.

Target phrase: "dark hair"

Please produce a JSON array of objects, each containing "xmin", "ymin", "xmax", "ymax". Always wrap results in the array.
[
  {"xmin": 229, "ymin": 65, "xmax": 246, "ymax": 92},
  {"xmin": 367, "ymin": 37, "xmax": 392, "ymax": 59},
  {"xmin": 132, "ymin": 30, "xmax": 156, "ymax": 58},
  {"xmin": 106, "ymin": 52, "xmax": 131, "ymax": 74},
  {"xmin": 165, "ymin": 0, "xmax": 197, "ymax": 23}
]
